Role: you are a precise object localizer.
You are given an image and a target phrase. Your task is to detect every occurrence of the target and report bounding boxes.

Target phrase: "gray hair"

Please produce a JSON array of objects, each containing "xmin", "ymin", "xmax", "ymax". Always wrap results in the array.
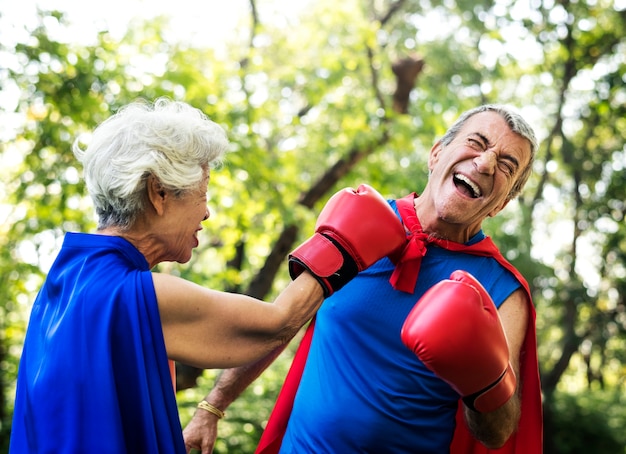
[
  {"xmin": 440, "ymin": 104, "xmax": 538, "ymax": 200},
  {"xmin": 73, "ymin": 97, "xmax": 228, "ymax": 230}
]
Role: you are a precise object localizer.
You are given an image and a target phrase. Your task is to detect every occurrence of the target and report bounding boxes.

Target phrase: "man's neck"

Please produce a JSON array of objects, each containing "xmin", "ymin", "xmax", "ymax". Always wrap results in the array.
[{"xmin": 412, "ymin": 195, "xmax": 480, "ymax": 244}]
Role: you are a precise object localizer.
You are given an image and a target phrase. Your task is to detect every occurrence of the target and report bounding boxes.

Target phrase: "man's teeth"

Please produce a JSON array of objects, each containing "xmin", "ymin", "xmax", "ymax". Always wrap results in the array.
[{"xmin": 454, "ymin": 174, "xmax": 482, "ymax": 198}]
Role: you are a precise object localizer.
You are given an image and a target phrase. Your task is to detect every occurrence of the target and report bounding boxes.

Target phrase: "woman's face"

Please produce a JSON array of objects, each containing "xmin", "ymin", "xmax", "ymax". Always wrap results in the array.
[{"xmin": 159, "ymin": 173, "xmax": 210, "ymax": 264}]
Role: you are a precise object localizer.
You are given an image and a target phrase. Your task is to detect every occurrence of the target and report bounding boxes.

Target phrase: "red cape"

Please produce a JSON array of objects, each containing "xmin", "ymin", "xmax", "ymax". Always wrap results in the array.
[{"xmin": 256, "ymin": 201, "xmax": 543, "ymax": 454}]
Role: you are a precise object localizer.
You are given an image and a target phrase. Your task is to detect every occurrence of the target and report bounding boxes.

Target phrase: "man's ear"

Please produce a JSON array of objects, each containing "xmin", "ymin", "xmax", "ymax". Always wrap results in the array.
[
  {"xmin": 428, "ymin": 140, "xmax": 442, "ymax": 172},
  {"xmin": 147, "ymin": 175, "xmax": 166, "ymax": 216}
]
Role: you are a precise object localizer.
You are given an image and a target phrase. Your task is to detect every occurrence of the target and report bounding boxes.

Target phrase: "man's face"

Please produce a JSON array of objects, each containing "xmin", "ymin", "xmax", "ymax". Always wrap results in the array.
[{"xmin": 426, "ymin": 111, "xmax": 531, "ymax": 232}]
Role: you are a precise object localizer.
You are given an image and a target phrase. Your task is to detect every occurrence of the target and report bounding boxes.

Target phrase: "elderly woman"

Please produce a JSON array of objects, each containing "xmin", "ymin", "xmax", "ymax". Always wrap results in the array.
[{"xmin": 9, "ymin": 98, "xmax": 405, "ymax": 453}]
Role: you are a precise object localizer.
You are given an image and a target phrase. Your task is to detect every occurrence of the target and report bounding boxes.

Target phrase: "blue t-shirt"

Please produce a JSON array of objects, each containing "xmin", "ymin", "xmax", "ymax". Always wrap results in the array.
[
  {"xmin": 280, "ymin": 205, "xmax": 520, "ymax": 453},
  {"xmin": 10, "ymin": 233, "xmax": 184, "ymax": 454}
]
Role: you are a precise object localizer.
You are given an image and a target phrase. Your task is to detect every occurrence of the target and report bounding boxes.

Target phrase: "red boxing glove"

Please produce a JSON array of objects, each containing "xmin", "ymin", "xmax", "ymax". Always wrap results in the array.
[
  {"xmin": 289, "ymin": 184, "xmax": 406, "ymax": 297},
  {"xmin": 400, "ymin": 270, "xmax": 516, "ymax": 413}
]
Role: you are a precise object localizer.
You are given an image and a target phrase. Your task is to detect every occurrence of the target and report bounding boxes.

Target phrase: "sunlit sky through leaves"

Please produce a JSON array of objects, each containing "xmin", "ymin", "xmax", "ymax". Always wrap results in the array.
[
  {"xmin": 1, "ymin": 0, "xmax": 308, "ymax": 48},
  {"xmin": 0, "ymin": 0, "xmax": 614, "ymax": 287}
]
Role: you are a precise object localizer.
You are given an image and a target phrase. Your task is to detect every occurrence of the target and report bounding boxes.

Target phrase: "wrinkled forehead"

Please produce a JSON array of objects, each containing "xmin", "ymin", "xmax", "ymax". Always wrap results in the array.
[
  {"xmin": 462, "ymin": 112, "xmax": 532, "ymax": 161},
  {"xmin": 459, "ymin": 111, "xmax": 510, "ymax": 135}
]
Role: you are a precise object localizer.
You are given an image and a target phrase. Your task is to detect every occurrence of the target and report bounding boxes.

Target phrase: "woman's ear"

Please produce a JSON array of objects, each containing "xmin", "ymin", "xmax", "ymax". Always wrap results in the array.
[{"xmin": 147, "ymin": 175, "xmax": 166, "ymax": 216}]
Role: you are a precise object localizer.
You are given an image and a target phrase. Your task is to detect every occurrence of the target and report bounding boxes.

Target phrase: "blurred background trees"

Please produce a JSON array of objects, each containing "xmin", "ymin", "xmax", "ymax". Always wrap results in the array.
[{"xmin": 1, "ymin": 0, "xmax": 625, "ymax": 452}]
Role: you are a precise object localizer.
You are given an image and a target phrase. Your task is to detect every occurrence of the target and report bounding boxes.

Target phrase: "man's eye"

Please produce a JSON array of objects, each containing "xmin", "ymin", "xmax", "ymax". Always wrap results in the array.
[
  {"xmin": 468, "ymin": 138, "xmax": 484, "ymax": 148},
  {"xmin": 499, "ymin": 161, "xmax": 516, "ymax": 175}
]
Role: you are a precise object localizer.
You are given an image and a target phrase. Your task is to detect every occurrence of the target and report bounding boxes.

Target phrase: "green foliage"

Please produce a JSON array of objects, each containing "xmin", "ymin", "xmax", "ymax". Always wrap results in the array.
[{"xmin": 545, "ymin": 390, "xmax": 626, "ymax": 454}]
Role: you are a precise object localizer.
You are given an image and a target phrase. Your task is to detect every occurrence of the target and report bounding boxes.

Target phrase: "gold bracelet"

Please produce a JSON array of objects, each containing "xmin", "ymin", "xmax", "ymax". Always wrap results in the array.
[{"xmin": 197, "ymin": 400, "xmax": 225, "ymax": 419}]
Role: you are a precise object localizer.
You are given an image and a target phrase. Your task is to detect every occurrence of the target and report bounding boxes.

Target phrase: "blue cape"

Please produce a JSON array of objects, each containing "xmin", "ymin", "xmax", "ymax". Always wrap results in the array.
[{"xmin": 10, "ymin": 233, "xmax": 184, "ymax": 453}]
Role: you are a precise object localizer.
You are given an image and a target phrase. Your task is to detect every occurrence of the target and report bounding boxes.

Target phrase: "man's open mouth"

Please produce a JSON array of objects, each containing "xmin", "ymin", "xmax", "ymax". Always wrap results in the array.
[{"xmin": 453, "ymin": 174, "xmax": 482, "ymax": 198}]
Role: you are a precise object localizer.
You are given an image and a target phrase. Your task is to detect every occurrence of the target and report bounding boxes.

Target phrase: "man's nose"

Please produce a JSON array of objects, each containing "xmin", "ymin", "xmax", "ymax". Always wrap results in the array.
[
  {"xmin": 203, "ymin": 208, "xmax": 210, "ymax": 221},
  {"xmin": 474, "ymin": 150, "xmax": 497, "ymax": 175}
]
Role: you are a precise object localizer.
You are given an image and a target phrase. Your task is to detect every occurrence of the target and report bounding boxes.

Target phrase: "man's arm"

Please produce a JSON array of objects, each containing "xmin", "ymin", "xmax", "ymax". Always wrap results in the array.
[
  {"xmin": 463, "ymin": 288, "xmax": 529, "ymax": 448},
  {"xmin": 183, "ymin": 345, "xmax": 288, "ymax": 454},
  {"xmin": 401, "ymin": 271, "xmax": 526, "ymax": 448}
]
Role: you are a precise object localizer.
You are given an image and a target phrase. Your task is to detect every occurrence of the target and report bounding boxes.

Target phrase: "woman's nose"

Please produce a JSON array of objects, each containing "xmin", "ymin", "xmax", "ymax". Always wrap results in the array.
[{"xmin": 203, "ymin": 208, "xmax": 210, "ymax": 221}]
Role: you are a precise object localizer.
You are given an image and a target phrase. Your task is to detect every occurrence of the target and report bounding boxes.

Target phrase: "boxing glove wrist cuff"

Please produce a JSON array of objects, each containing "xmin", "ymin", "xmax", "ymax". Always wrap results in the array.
[
  {"xmin": 288, "ymin": 234, "xmax": 358, "ymax": 297},
  {"xmin": 462, "ymin": 365, "xmax": 516, "ymax": 413}
]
